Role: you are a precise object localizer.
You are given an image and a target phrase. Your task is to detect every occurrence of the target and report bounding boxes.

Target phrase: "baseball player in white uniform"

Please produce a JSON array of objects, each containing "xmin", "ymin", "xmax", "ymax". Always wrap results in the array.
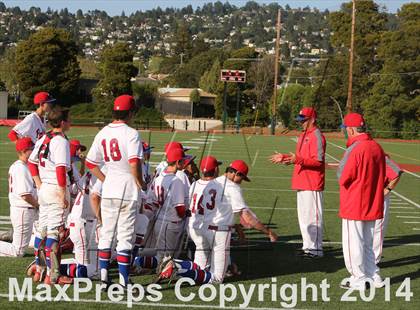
[
  {"xmin": 158, "ymin": 160, "xmax": 277, "ymax": 284},
  {"xmin": 86, "ymin": 94, "xmax": 145, "ymax": 289},
  {"xmin": 187, "ymin": 156, "xmax": 222, "ymax": 269},
  {"xmin": 27, "ymin": 107, "xmax": 72, "ymax": 285},
  {"xmin": 0, "ymin": 138, "xmax": 38, "ymax": 257},
  {"xmin": 8, "ymin": 92, "xmax": 55, "ymax": 143}
]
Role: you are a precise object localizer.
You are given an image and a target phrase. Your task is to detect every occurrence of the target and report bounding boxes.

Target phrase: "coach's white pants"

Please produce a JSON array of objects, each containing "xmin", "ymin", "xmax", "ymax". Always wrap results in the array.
[
  {"xmin": 0, "ymin": 207, "xmax": 36, "ymax": 257},
  {"xmin": 373, "ymin": 194, "xmax": 390, "ymax": 267},
  {"xmin": 342, "ymin": 219, "xmax": 377, "ymax": 285},
  {"xmin": 153, "ymin": 219, "xmax": 184, "ymax": 263},
  {"xmin": 297, "ymin": 190, "xmax": 323, "ymax": 255},
  {"xmin": 99, "ymin": 199, "xmax": 137, "ymax": 252},
  {"xmin": 38, "ymin": 183, "xmax": 70, "ymax": 238}
]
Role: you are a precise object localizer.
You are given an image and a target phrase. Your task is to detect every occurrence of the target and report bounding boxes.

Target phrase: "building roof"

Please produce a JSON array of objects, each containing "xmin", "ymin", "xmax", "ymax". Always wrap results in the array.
[{"xmin": 159, "ymin": 88, "xmax": 217, "ymax": 98}]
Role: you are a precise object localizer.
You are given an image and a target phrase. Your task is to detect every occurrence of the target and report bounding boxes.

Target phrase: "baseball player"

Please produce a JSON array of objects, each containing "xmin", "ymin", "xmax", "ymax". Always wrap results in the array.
[
  {"xmin": 8, "ymin": 92, "xmax": 55, "ymax": 143},
  {"xmin": 338, "ymin": 113, "xmax": 386, "ymax": 291},
  {"xmin": 86, "ymin": 94, "xmax": 145, "ymax": 289},
  {"xmin": 27, "ymin": 107, "xmax": 73, "ymax": 285},
  {"xmin": 270, "ymin": 107, "xmax": 326, "ymax": 258},
  {"xmin": 158, "ymin": 160, "xmax": 278, "ymax": 284},
  {"xmin": 373, "ymin": 155, "xmax": 403, "ymax": 279},
  {"xmin": 0, "ymin": 138, "xmax": 38, "ymax": 257},
  {"xmin": 187, "ymin": 155, "xmax": 222, "ymax": 269}
]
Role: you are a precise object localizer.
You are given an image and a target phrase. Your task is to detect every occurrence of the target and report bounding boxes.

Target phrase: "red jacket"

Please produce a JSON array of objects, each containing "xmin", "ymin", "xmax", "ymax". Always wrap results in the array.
[
  {"xmin": 291, "ymin": 126, "xmax": 326, "ymax": 191},
  {"xmin": 338, "ymin": 133, "xmax": 385, "ymax": 221}
]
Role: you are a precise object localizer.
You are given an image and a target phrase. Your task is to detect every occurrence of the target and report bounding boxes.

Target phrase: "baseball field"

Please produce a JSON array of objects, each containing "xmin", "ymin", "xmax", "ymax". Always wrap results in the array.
[{"xmin": 0, "ymin": 126, "xmax": 419, "ymax": 309}]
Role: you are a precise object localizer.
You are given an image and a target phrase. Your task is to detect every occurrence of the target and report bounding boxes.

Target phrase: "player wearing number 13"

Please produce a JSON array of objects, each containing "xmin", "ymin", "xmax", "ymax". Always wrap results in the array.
[{"xmin": 85, "ymin": 95, "xmax": 145, "ymax": 289}]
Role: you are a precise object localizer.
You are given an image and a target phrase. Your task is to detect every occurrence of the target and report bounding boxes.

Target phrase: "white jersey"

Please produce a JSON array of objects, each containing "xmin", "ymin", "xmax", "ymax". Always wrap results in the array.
[
  {"xmin": 69, "ymin": 172, "xmax": 97, "ymax": 221},
  {"xmin": 12, "ymin": 112, "xmax": 46, "ymax": 143},
  {"xmin": 69, "ymin": 162, "xmax": 83, "ymax": 196},
  {"xmin": 188, "ymin": 179, "xmax": 210, "ymax": 230},
  {"xmin": 150, "ymin": 170, "xmax": 185, "ymax": 222},
  {"xmin": 202, "ymin": 175, "xmax": 248, "ymax": 227},
  {"xmin": 29, "ymin": 133, "xmax": 71, "ymax": 185},
  {"xmin": 8, "ymin": 160, "xmax": 37, "ymax": 208},
  {"xmin": 91, "ymin": 166, "xmax": 107, "ymax": 197},
  {"xmin": 176, "ymin": 170, "xmax": 191, "ymax": 207},
  {"xmin": 86, "ymin": 123, "xmax": 143, "ymax": 201}
]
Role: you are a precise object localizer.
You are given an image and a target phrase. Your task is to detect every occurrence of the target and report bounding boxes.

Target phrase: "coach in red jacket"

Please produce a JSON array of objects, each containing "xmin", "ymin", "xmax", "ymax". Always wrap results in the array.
[
  {"xmin": 338, "ymin": 113, "xmax": 386, "ymax": 291},
  {"xmin": 272, "ymin": 107, "xmax": 326, "ymax": 258}
]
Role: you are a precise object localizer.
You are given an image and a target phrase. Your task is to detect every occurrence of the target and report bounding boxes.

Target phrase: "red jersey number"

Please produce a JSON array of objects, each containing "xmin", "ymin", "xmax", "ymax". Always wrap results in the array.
[
  {"xmin": 191, "ymin": 193, "xmax": 204, "ymax": 215},
  {"xmin": 101, "ymin": 138, "xmax": 122, "ymax": 162},
  {"xmin": 38, "ymin": 144, "xmax": 47, "ymax": 167}
]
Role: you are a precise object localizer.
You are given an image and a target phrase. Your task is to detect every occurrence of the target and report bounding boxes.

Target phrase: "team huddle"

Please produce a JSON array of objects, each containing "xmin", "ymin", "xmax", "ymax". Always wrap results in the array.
[{"xmin": 0, "ymin": 92, "xmax": 278, "ymax": 289}]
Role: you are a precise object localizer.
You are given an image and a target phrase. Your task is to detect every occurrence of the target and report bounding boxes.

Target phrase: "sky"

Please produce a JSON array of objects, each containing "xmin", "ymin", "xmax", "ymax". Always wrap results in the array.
[{"xmin": 2, "ymin": 0, "xmax": 417, "ymax": 16}]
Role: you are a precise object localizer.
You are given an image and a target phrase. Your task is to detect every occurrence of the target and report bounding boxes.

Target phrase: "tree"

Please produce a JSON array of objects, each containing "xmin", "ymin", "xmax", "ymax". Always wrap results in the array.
[
  {"xmin": 190, "ymin": 88, "xmax": 201, "ymax": 104},
  {"xmin": 0, "ymin": 47, "xmax": 18, "ymax": 94},
  {"xmin": 15, "ymin": 27, "xmax": 81, "ymax": 106},
  {"xmin": 93, "ymin": 42, "xmax": 138, "ymax": 116},
  {"xmin": 199, "ymin": 59, "xmax": 221, "ymax": 94}
]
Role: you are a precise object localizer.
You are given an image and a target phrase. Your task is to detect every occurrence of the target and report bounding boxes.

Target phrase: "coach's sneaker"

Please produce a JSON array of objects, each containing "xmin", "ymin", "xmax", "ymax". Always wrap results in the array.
[
  {"xmin": 373, "ymin": 274, "xmax": 385, "ymax": 288},
  {"xmin": 0, "ymin": 229, "xmax": 13, "ymax": 242}
]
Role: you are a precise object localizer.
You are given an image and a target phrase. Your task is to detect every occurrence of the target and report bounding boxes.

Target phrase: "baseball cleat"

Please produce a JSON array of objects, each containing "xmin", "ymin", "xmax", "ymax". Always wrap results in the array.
[
  {"xmin": 25, "ymin": 260, "xmax": 36, "ymax": 276},
  {"xmin": 44, "ymin": 275, "xmax": 73, "ymax": 285},
  {"xmin": 154, "ymin": 258, "xmax": 176, "ymax": 284},
  {"xmin": 0, "ymin": 229, "xmax": 13, "ymax": 242}
]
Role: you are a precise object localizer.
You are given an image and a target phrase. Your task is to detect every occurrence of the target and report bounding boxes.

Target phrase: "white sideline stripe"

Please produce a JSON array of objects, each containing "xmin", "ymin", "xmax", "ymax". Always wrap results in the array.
[
  {"xmin": 328, "ymin": 141, "xmax": 346, "ymax": 150},
  {"xmin": 390, "ymin": 206, "xmax": 415, "ymax": 209},
  {"xmin": 392, "ymin": 191, "xmax": 420, "ymax": 209},
  {"xmin": 413, "ymin": 228, "xmax": 420, "ymax": 231},
  {"xmin": 191, "ymin": 138, "xmax": 219, "ymax": 142},
  {"xmin": 0, "ymin": 216, "xmax": 11, "ymax": 220},
  {"xmin": 252, "ymin": 150, "xmax": 259, "ymax": 167},
  {"xmin": 181, "ymin": 141, "xmax": 208, "ymax": 144},
  {"xmin": 0, "ymin": 230, "xmax": 7, "ymax": 234},
  {"xmin": 249, "ymin": 206, "xmax": 418, "ymax": 214},
  {"xmin": 251, "ymin": 240, "xmax": 420, "ymax": 247},
  {"xmin": 327, "ymin": 139, "xmax": 420, "ymax": 209},
  {"xmin": 0, "ymin": 294, "xmax": 292, "ymax": 310},
  {"xmin": 0, "ymin": 221, "xmax": 11, "ymax": 225},
  {"xmin": 403, "ymin": 170, "xmax": 420, "ymax": 179},
  {"xmin": 392, "ymin": 202, "xmax": 409, "ymax": 205},
  {"xmin": 397, "ymin": 216, "xmax": 420, "ymax": 219},
  {"xmin": 200, "ymin": 135, "xmax": 223, "ymax": 138},
  {"xmin": 404, "ymin": 222, "xmax": 420, "ymax": 224},
  {"xmin": 243, "ymin": 188, "xmax": 340, "ymax": 194},
  {"xmin": 182, "ymin": 145, "xmax": 200, "ymax": 149}
]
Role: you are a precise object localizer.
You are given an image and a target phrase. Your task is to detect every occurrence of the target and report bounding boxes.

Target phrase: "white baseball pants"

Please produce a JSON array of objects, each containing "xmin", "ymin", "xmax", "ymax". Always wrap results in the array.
[
  {"xmin": 342, "ymin": 219, "xmax": 377, "ymax": 285},
  {"xmin": 373, "ymin": 194, "xmax": 390, "ymax": 265},
  {"xmin": 0, "ymin": 207, "xmax": 36, "ymax": 257},
  {"xmin": 98, "ymin": 199, "xmax": 137, "ymax": 252},
  {"xmin": 188, "ymin": 227, "xmax": 210, "ymax": 269},
  {"xmin": 69, "ymin": 219, "xmax": 99, "ymax": 270},
  {"xmin": 37, "ymin": 183, "xmax": 70, "ymax": 237},
  {"xmin": 297, "ymin": 190, "xmax": 323, "ymax": 255}
]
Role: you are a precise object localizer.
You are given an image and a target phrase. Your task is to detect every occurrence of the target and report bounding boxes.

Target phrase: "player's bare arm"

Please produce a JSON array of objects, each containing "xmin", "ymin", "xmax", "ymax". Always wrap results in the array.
[
  {"xmin": 240, "ymin": 209, "xmax": 278, "ymax": 242},
  {"xmin": 89, "ymin": 166, "xmax": 105, "ymax": 182},
  {"xmin": 384, "ymin": 175, "xmax": 401, "ymax": 196},
  {"xmin": 130, "ymin": 160, "xmax": 146, "ymax": 191},
  {"xmin": 90, "ymin": 192, "xmax": 102, "ymax": 224}
]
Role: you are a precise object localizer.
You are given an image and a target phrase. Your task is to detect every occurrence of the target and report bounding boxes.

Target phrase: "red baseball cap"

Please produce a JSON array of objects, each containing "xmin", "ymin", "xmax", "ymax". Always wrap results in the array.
[
  {"xmin": 200, "ymin": 156, "xmax": 222, "ymax": 172},
  {"xmin": 164, "ymin": 141, "xmax": 190, "ymax": 153},
  {"xmin": 114, "ymin": 95, "xmax": 134, "ymax": 111},
  {"xmin": 70, "ymin": 139, "xmax": 87, "ymax": 157},
  {"xmin": 16, "ymin": 137, "xmax": 34, "ymax": 152},
  {"xmin": 166, "ymin": 148, "xmax": 186, "ymax": 163},
  {"xmin": 342, "ymin": 113, "xmax": 365, "ymax": 128},
  {"xmin": 229, "ymin": 159, "xmax": 250, "ymax": 182},
  {"xmin": 296, "ymin": 107, "xmax": 316, "ymax": 122},
  {"xmin": 34, "ymin": 92, "xmax": 56, "ymax": 105}
]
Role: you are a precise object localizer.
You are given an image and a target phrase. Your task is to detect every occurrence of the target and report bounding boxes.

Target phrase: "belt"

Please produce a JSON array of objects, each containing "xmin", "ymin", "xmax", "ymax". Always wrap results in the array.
[
  {"xmin": 157, "ymin": 218, "xmax": 183, "ymax": 224},
  {"xmin": 208, "ymin": 225, "xmax": 232, "ymax": 231}
]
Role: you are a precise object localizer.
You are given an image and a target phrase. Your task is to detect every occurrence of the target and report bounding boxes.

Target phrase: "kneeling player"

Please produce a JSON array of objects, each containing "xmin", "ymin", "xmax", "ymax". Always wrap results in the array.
[
  {"xmin": 0, "ymin": 138, "xmax": 38, "ymax": 257},
  {"xmin": 159, "ymin": 160, "xmax": 278, "ymax": 284}
]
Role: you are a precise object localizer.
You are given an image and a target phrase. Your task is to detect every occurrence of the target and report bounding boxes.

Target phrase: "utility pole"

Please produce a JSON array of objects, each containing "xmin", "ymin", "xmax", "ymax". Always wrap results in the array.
[
  {"xmin": 346, "ymin": 0, "xmax": 356, "ymax": 113},
  {"xmin": 271, "ymin": 8, "xmax": 281, "ymax": 135},
  {"xmin": 180, "ymin": 53, "xmax": 185, "ymax": 66}
]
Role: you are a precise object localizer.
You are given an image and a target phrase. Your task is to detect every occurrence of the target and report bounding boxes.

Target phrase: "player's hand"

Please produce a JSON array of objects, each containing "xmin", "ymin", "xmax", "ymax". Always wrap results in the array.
[
  {"xmin": 268, "ymin": 230, "xmax": 278, "ymax": 242},
  {"xmin": 283, "ymin": 152, "xmax": 296, "ymax": 165}
]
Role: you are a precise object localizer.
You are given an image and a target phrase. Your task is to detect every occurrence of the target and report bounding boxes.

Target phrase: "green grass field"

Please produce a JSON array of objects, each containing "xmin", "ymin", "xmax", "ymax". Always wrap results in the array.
[{"xmin": 0, "ymin": 126, "xmax": 419, "ymax": 309}]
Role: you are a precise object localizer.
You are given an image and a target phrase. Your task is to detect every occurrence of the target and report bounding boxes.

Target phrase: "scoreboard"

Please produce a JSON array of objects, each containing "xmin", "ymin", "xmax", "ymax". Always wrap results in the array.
[{"xmin": 220, "ymin": 69, "xmax": 246, "ymax": 83}]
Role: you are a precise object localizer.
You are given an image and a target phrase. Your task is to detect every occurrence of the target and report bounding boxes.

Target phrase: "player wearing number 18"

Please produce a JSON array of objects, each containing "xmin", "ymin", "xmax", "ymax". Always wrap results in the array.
[{"xmin": 86, "ymin": 94, "xmax": 146, "ymax": 289}]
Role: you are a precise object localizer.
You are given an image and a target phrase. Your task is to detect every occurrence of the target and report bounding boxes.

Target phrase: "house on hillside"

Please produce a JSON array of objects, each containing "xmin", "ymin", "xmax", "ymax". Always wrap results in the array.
[{"xmin": 156, "ymin": 88, "xmax": 216, "ymax": 118}]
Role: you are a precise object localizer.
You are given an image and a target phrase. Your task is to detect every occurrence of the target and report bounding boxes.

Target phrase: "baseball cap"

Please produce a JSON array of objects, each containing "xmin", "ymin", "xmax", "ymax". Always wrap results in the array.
[
  {"xmin": 166, "ymin": 148, "xmax": 187, "ymax": 163},
  {"xmin": 70, "ymin": 139, "xmax": 87, "ymax": 157},
  {"xmin": 200, "ymin": 156, "xmax": 222, "ymax": 172},
  {"xmin": 164, "ymin": 141, "xmax": 190, "ymax": 153},
  {"xmin": 341, "ymin": 113, "xmax": 365, "ymax": 128},
  {"xmin": 114, "ymin": 95, "xmax": 135, "ymax": 111},
  {"xmin": 296, "ymin": 107, "xmax": 316, "ymax": 122},
  {"xmin": 183, "ymin": 154, "xmax": 196, "ymax": 168},
  {"xmin": 34, "ymin": 92, "xmax": 56, "ymax": 105},
  {"xmin": 16, "ymin": 137, "xmax": 34, "ymax": 152},
  {"xmin": 142, "ymin": 142, "xmax": 154, "ymax": 153},
  {"xmin": 229, "ymin": 159, "xmax": 250, "ymax": 182}
]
